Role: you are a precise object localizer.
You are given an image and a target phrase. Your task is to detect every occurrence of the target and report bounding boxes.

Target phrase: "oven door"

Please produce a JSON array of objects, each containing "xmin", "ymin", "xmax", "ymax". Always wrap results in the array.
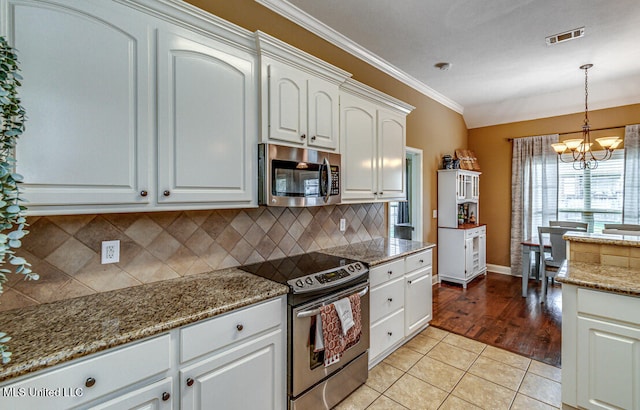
[{"xmin": 290, "ymin": 281, "xmax": 370, "ymax": 398}]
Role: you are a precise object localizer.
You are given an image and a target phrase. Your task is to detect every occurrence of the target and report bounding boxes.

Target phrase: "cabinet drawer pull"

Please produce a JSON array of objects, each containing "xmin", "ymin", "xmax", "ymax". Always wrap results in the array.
[
  {"xmin": 163, "ymin": 190, "xmax": 171, "ymax": 197},
  {"xmin": 236, "ymin": 324, "xmax": 244, "ymax": 332},
  {"xmin": 387, "ymin": 298, "xmax": 393, "ymax": 302},
  {"xmin": 300, "ymin": 134, "xmax": 306, "ymax": 140},
  {"xmin": 162, "ymin": 392, "xmax": 171, "ymax": 401},
  {"xmin": 379, "ymin": 192, "xmax": 383, "ymax": 195},
  {"xmin": 140, "ymin": 190, "xmax": 148, "ymax": 197},
  {"xmin": 186, "ymin": 377, "xmax": 194, "ymax": 387},
  {"xmin": 387, "ymin": 331, "xmax": 393, "ymax": 336},
  {"xmin": 408, "ymin": 280, "xmax": 413, "ymax": 285},
  {"xmin": 85, "ymin": 377, "xmax": 96, "ymax": 388},
  {"xmin": 388, "ymin": 270, "xmax": 393, "ymax": 275},
  {"xmin": 419, "ymin": 259, "xmax": 424, "ymax": 263},
  {"xmin": 311, "ymin": 135, "xmax": 316, "ymax": 141}
]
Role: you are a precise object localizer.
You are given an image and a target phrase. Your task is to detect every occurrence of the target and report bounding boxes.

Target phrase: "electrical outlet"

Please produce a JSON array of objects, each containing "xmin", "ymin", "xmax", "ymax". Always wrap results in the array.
[
  {"xmin": 101, "ymin": 240, "xmax": 120, "ymax": 264},
  {"xmin": 339, "ymin": 218, "xmax": 346, "ymax": 232}
]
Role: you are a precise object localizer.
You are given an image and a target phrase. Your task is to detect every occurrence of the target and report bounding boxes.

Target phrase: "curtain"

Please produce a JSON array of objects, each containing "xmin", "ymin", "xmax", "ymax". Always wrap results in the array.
[
  {"xmin": 510, "ymin": 134, "xmax": 559, "ymax": 275},
  {"xmin": 623, "ymin": 124, "xmax": 640, "ymax": 224}
]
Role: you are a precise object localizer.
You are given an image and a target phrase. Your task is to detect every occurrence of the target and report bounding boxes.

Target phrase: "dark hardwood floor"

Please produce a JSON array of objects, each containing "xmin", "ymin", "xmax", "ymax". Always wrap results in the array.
[{"xmin": 431, "ymin": 272, "xmax": 562, "ymax": 368}]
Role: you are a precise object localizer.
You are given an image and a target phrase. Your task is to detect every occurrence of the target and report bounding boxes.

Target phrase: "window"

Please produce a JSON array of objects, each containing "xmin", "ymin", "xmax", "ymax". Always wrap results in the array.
[{"xmin": 557, "ymin": 149, "xmax": 624, "ymax": 233}]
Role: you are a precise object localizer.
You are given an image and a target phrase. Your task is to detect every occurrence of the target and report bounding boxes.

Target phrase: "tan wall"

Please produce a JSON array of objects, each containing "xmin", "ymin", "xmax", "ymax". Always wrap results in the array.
[
  {"xmin": 468, "ymin": 103, "xmax": 640, "ymax": 269},
  {"xmin": 185, "ymin": 0, "xmax": 469, "ymax": 251}
]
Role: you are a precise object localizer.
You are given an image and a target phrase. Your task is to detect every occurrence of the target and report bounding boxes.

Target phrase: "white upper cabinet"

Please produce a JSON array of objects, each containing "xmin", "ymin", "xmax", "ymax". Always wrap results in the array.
[
  {"xmin": 256, "ymin": 31, "xmax": 350, "ymax": 152},
  {"xmin": 156, "ymin": 27, "xmax": 256, "ymax": 206},
  {"xmin": 340, "ymin": 79, "xmax": 414, "ymax": 203},
  {"xmin": 8, "ymin": 0, "xmax": 152, "ymax": 213},
  {"xmin": 5, "ymin": 0, "xmax": 259, "ymax": 214}
]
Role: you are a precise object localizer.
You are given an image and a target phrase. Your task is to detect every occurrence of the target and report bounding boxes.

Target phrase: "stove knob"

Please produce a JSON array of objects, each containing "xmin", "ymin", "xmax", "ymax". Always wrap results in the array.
[
  {"xmin": 348, "ymin": 265, "xmax": 355, "ymax": 272},
  {"xmin": 354, "ymin": 263, "xmax": 362, "ymax": 270},
  {"xmin": 305, "ymin": 277, "xmax": 313, "ymax": 285},
  {"xmin": 296, "ymin": 279, "xmax": 304, "ymax": 288}
]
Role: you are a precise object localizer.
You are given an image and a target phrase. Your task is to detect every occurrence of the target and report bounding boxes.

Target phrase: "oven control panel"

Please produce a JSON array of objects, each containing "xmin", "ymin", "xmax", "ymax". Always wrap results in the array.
[{"xmin": 288, "ymin": 262, "xmax": 367, "ymax": 293}]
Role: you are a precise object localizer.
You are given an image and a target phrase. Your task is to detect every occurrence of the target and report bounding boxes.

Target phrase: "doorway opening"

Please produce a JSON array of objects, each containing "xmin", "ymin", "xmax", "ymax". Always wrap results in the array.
[{"xmin": 389, "ymin": 147, "xmax": 423, "ymax": 241}]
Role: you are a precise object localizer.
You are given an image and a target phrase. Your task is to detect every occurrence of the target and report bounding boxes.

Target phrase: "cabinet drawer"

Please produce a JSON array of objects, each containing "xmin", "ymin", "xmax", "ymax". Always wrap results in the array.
[
  {"xmin": 370, "ymin": 309, "xmax": 405, "ymax": 361},
  {"xmin": 180, "ymin": 297, "xmax": 283, "ymax": 363},
  {"xmin": 577, "ymin": 288, "xmax": 640, "ymax": 326},
  {"xmin": 405, "ymin": 249, "xmax": 432, "ymax": 272},
  {"xmin": 369, "ymin": 259, "xmax": 405, "ymax": 287},
  {"xmin": 1, "ymin": 334, "xmax": 171, "ymax": 410},
  {"xmin": 370, "ymin": 277, "xmax": 405, "ymax": 324}
]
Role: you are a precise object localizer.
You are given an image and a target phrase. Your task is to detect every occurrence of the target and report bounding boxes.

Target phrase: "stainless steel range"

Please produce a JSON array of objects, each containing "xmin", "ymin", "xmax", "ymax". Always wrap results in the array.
[{"xmin": 240, "ymin": 252, "xmax": 370, "ymax": 410}]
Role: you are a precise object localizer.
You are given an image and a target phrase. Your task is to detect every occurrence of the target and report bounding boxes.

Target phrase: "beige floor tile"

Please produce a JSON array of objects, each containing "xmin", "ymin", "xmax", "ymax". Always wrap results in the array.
[
  {"xmin": 366, "ymin": 362, "xmax": 405, "ymax": 393},
  {"xmin": 511, "ymin": 393, "xmax": 559, "ymax": 410},
  {"xmin": 384, "ymin": 374, "xmax": 448, "ymax": 410},
  {"xmin": 437, "ymin": 395, "xmax": 482, "ymax": 410},
  {"xmin": 383, "ymin": 346, "xmax": 424, "ymax": 372},
  {"xmin": 442, "ymin": 333, "xmax": 487, "ymax": 354},
  {"xmin": 408, "ymin": 356, "xmax": 464, "ymax": 392},
  {"xmin": 421, "ymin": 326, "xmax": 449, "ymax": 340},
  {"xmin": 404, "ymin": 332, "xmax": 440, "ymax": 354},
  {"xmin": 518, "ymin": 373, "xmax": 562, "ymax": 408},
  {"xmin": 528, "ymin": 360, "xmax": 561, "ymax": 383},
  {"xmin": 366, "ymin": 395, "xmax": 408, "ymax": 410},
  {"xmin": 333, "ymin": 384, "xmax": 380, "ymax": 410},
  {"xmin": 426, "ymin": 342, "xmax": 479, "ymax": 371},
  {"xmin": 480, "ymin": 345, "xmax": 531, "ymax": 370},
  {"xmin": 451, "ymin": 373, "xmax": 516, "ymax": 410},
  {"xmin": 467, "ymin": 356, "xmax": 526, "ymax": 391}
]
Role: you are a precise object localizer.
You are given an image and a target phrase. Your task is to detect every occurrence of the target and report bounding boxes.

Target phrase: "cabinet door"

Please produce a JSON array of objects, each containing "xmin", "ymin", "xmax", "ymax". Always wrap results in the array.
[
  {"xmin": 472, "ymin": 174, "xmax": 480, "ymax": 200},
  {"xmin": 405, "ymin": 267, "xmax": 432, "ymax": 335},
  {"xmin": 266, "ymin": 62, "xmax": 307, "ymax": 145},
  {"xmin": 377, "ymin": 109, "xmax": 406, "ymax": 201},
  {"xmin": 464, "ymin": 236, "xmax": 475, "ymax": 277},
  {"xmin": 180, "ymin": 329, "xmax": 284, "ymax": 410},
  {"xmin": 340, "ymin": 93, "xmax": 377, "ymax": 201},
  {"xmin": 89, "ymin": 378, "xmax": 173, "ymax": 410},
  {"xmin": 11, "ymin": 0, "xmax": 151, "ymax": 209},
  {"xmin": 157, "ymin": 28, "xmax": 256, "ymax": 205},
  {"xmin": 577, "ymin": 316, "xmax": 640, "ymax": 410},
  {"xmin": 307, "ymin": 76, "xmax": 339, "ymax": 151},
  {"xmin": 478, "ymin": 231, "xmax": 487, "ymax": 272}
]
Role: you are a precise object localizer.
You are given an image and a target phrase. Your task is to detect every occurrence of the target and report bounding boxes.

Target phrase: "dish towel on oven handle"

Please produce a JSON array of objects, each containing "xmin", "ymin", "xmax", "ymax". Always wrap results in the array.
[
  {"xmin": 333, "ymin": 297, "xmax": 355, "ymax": 335},
  {"xmin": 319, "ymin": 292, "xmax": 362, "ymax": 367}
]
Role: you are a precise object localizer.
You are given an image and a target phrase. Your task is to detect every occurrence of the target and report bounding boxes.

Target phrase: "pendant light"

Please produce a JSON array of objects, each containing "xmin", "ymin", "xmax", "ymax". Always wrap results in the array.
[{"xmin": 551, "ymin": 64, "xmax": 622, "ymax": 170}]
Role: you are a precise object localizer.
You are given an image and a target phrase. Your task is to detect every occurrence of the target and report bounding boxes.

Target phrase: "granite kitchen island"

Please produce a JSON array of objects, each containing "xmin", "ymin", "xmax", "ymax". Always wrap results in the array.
[{"xmin": 558, "ymin": 232, "xmax": 640, "ymax": 410}]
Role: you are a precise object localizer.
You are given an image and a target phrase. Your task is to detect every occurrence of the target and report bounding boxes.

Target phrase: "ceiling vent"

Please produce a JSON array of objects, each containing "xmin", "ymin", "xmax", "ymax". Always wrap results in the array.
[{"xmin": 546, "ymin": 27, "xmax": 585, "ymax": 45}]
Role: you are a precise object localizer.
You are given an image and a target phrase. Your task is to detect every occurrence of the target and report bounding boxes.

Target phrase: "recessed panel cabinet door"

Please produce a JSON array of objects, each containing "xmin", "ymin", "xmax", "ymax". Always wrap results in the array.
[
  {"xmin": 307, "ymin": 76, "xmax": 339, "ymax": 150},
  {"xmin": 10, "ymin": 0, "xmax": 151, "ymax": 209},
  {"xmin": 157, "ymin": 29, "xmax": 257, "ymax": 205},
  {"xmin": 267, "ymin": 62, "xmax": 307, "ymax": 146},
  {"xmin": 340, "ymin": 93, "xmax": 377, "ymax": 201},
  {"xmin": 378, "ymin": 109, "xmax": 406, "ymax": 201}
]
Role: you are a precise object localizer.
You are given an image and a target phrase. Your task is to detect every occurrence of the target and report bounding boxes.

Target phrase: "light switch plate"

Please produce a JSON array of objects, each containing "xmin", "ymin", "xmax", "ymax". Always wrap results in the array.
[
  {"xmin": 433, "ymin": 210, "xmax": 438, "ymax": 218},
  {"xmin": 339, "ymin": 218, "xmax": 346, "ymax": 232}
]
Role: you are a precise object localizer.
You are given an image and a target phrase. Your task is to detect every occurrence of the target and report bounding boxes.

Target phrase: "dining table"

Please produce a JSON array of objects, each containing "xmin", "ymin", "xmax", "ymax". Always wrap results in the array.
[{"xmin": 521, "ymin": 237, "xmax": 550, "ymax": 297}]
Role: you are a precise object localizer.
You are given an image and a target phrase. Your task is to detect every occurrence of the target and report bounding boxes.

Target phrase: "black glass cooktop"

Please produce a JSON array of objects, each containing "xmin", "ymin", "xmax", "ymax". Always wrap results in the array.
[{"xmin": 239, "ymin": 252, "xmax": 359, "ymax": 284}]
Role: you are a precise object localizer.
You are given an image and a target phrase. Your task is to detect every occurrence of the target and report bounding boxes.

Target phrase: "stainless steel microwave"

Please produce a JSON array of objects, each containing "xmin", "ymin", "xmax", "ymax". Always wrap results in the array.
[{"xmin": 258, "ymin": 143, "xmax": 341, "ymax": 207}]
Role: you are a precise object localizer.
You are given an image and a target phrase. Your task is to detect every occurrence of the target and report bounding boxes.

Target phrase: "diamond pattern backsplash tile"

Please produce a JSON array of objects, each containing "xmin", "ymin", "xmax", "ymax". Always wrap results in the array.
[{"xmin": 2, "ymin": 204, "xmax": 385, "ymax": 311}]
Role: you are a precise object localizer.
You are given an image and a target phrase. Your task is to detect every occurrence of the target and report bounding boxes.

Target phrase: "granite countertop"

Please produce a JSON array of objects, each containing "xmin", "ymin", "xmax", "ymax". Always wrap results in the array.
[
  {"xmin": 563, "ymin": 231, "xmax": 640, "ymax": 247},
  {"xmin": 557, "ymin": 261, "xmax": 640, "ymax": 297},
  {"xmin": 0, "ymin": 268, "xmax": 289, "ymax": 383},
  {"xmin": 321, "ymin": 237, "xmax": 436, "ymax": 266}
]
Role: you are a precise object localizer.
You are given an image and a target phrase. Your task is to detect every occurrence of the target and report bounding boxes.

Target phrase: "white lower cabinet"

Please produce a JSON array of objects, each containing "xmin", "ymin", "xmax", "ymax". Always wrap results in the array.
[
  {"xmin": 562, "ymin": 285, "xmax": 640, "ymax": 409},
  {"xmin": 368, "ymin": 248, "xmax": 434, "ymax": 366},
  {"xmin": 0, "ymin": 296, "xmax": 286, "ymax": 410},
  {"xmin": 438, "ymin": 225, "xmax": 486, "ymax": 288}
]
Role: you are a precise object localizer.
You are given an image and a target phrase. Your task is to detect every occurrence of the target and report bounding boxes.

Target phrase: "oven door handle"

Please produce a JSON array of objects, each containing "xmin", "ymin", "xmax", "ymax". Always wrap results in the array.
[{"xmin": 295, "ymin": 286, "xmax": 368, "ymax": 318}]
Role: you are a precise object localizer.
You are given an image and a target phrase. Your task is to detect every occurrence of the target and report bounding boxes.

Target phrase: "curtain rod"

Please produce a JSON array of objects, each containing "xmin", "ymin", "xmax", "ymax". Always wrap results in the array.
[{"xmin": 506, "ymin": 125, "xmax": 626, "ymax": 142}]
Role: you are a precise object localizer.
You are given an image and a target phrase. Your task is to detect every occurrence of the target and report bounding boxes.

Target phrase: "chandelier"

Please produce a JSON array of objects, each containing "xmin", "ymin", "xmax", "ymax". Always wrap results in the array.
[{"xmin": 551, "ymin": 64, "xmax": 622, "ymax": 170}]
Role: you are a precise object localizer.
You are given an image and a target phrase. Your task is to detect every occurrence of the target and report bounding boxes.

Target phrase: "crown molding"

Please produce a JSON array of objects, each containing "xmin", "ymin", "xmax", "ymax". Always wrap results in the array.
[{"xmin": 255, "ymin": 0, "xmax": 464, "ymax": 114}]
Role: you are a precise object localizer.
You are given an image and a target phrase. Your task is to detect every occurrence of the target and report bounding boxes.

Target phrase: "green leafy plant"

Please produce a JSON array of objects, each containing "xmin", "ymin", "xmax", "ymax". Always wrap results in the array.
[{"xmin": 0, "ymin": 35, "xmax": 38, "ymax": 364}]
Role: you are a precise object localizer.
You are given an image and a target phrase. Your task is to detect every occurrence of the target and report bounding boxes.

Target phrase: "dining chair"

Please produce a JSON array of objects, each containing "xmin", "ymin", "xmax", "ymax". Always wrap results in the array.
[
  {"xmin": 538, "ymin": 226, "xmax": 569, "ymax": 303},
  {"xmin": 549, "ymin": 220, "xmax": 588, "ymax": 231},
  {"xmin": 602, "ymin": 223, "xmax": 640, "ymax": 235}
]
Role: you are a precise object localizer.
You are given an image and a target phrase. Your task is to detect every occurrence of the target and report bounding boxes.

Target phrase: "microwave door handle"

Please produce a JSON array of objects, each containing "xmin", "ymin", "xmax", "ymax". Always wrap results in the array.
[{"xmin": 323, "ymin": 157, "xmax": 331, "ymax": 203}]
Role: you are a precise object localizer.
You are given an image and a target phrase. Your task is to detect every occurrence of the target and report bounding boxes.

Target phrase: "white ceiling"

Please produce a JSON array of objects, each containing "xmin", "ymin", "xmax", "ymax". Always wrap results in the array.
[{"xmin": 256, "ymin": 0, "xmax": 640, "ymax": 128}]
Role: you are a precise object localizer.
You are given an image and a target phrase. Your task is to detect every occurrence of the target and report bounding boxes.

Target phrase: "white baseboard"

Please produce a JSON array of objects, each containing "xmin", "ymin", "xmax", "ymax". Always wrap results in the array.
[{"xmin": 486, "ymin": 264, "xmax": 512, "ymax": 276}]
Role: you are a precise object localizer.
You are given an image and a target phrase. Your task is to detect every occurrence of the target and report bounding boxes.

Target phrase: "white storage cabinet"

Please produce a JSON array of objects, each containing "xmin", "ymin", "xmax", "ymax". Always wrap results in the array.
[
  {"xmin": 562, "ymin": 285, "xmax": 640, "ymax": 410},
  {"xmin": 256, "ymin": 31, "xmax": 350, "ymax": 152},
  {"xmin": 368, "ymin": 248, "xmax": 434, "ymax": 366},
  {"xmin": 438, "ymin": 225, "xmax": 486, "ymax": 288},
  {"xmin": 6, "ymin": 0, "xmax": 257, "ymax": 215},
  {"xmin": 437, "ymin": 169, "xmax": 481, "ymax": 228},
  {"xmin": 340, "ymin": 79, "xmax": 414, "ymax": 203}
]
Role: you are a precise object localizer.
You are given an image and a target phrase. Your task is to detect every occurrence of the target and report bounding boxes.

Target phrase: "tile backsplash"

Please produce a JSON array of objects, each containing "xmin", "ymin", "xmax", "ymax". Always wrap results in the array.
[{"xmin": 1, "ymin": 204, "xmax": 385, "ymax": 311}]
